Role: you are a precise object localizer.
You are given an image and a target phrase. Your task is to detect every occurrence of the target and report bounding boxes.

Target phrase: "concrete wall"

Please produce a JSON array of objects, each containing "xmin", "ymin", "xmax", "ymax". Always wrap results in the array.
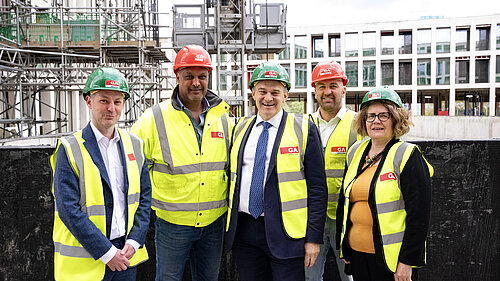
[
  {"xmin": 408, "ymin": 116, "xmax": 500, "ymax": 140},
  {"xmin": 0, "ymin": 140, "xmax": 499, "ymax": 280}
]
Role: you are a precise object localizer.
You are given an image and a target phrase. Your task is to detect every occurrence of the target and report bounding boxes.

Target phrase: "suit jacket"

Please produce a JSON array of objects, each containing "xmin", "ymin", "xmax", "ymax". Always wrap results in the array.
[
  {"xmin": 52, "ymin": 123, "xmax": 152, "ymax": 260},
  {"xmin": 226, "ymin": 111, "xmax": 327, "ymax": 259}
]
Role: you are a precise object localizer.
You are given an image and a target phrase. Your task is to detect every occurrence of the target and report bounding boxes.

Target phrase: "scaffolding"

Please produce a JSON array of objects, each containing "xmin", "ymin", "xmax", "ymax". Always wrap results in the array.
[
  {"xmin": 0, "ymin": 0, "xmax": 171, "ymax": 138},
  {"xmin": 172, "ymin": 0, "xmax": 287, "ymax": 117}
]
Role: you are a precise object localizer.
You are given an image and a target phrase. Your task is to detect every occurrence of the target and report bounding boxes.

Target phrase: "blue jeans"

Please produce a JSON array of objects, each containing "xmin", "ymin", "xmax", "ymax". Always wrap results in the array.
[
  {"xmin": 305, "ymin": 217, "xmax": 351, "ymax": 281},
  {"xmin": 155, "ymin": 215, "xmax": 224, "ymax": 281}
]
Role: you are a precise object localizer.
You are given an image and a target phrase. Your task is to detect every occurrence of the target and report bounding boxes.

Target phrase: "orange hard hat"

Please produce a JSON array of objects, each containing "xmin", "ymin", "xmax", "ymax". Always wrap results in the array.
[
  {"xmin": 311, "ymin": 60, "xmax": 348, "ymax": 87},
  {"xmin": 173, "ymin": 45, "xmax": 213, "ymax": 74}
]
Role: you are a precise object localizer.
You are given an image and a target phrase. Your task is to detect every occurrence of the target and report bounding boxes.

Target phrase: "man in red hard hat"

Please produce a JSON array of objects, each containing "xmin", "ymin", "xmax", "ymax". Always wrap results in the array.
[
  {"xmin": 305, "ymin": 61, "xmax": 359, "ymax": 281},
  {"xmin": 132, "ymin": 45, "xmax": 232, "ymax": 281}
]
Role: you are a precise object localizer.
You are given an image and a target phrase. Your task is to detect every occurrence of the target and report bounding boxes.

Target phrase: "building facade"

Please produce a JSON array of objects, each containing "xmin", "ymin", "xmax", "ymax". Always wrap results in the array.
[{"xmin": 244, "ymin": 14, "xmax": 500, "ymax": 119}]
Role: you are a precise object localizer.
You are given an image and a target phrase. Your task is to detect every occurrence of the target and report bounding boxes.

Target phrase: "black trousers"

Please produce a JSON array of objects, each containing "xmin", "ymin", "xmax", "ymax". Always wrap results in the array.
[
  {"xmin": 232, "ymin": 212, "xmax": 305, "ymax": 281},
  {"xmin": 350, "ymin": 250, "xmax": 418, "ymax": 281}
]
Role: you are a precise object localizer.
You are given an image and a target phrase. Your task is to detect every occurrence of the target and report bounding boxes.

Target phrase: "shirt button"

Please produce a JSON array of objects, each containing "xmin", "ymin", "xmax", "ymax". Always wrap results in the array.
[
  {"xmin": 197, "ymin": 222, "xmax": 200, "ymax": 226},
  {"xmin": 199, "ymin": 213, "xmax": 202, "ymax": 216},
  {"xmin": 201, "ymin": 182, "xmax": 204, "ymax": 185}
]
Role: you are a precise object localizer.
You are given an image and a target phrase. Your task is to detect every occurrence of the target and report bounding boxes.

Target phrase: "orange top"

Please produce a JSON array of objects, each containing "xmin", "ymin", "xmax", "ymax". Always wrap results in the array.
[{"xmin": 348, "ymin": 164, "xmax": 377, "ymax": 254}]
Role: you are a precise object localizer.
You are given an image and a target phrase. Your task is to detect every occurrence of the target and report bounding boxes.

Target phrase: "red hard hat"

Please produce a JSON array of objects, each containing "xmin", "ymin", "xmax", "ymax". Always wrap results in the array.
[
  {"xmin": 173, "ymin": 45, "xmax": 213, "ymax": 74},
  {"xmin": 311, "ymin": 60, "xmax": 348, "ymax": 87}
]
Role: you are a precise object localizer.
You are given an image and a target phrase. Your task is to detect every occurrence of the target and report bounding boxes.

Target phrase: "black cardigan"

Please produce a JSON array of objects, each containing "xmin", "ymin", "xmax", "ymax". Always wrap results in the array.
[{"xmin": 336, "ymin": 138, "xmax": 432, "ymax": 270}]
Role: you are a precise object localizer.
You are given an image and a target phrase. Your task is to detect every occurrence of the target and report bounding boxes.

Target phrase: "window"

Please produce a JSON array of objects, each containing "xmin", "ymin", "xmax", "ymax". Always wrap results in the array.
[
  {"xmin": 346, "ymin": 62, "xmax": 358, "ymax": 87},
  {"xmin": 417, "ymin": 59, "xmax": 431, "ymax": 85},
  {"xmin": 345, "ymin": 33, "xmax": 358, "ymax": 57},
  {"xmin": 436, "ymin": 28, "xmax": 450, "ymax": 53},
  {"xmin": 417, "ymin": 29, "xmax": 431, "ymax": 54},
  {"xmin": 363, "ymin": 61, "xmax": 376, "ymax": 87},
  {"xmin": 398, "ymin": 30, "xmax": 412, "ymax": 54},
  {"xmin": 436, "ymin": 58, "xmax": 450, "ymax": 85},
  {"xmin": 295, "ymin": 63, "xmax": 307, "ymax": 87},
  {"xmin": 295, "ymin": 35, "xmax": 307, "ymax": 59},
  {"xmin": 399, "ymin": 61, "xmax": 412, "ymax": 85},
  {"xmin": 312, "ymin": 35, "xmax": 324, "ymax": 58},
  {"xmin": 279, "ymin": 41, "xmax": 290, "ymax": 60},
  {"xmin": 381, "ymin": 61, "xmax": 394, "ymax": 85},
  {"xmin": 476, "ymin": 26, "xmax": 490, "ymax": 51},
  {"xmin": 497, "ymin": 55, "xmax": 500, "ymax": 82},
  {"xmin": 456, "ymin": 28, "xmax": 470, "ymax": 51},
  {"xmin": 220, "ymin": 67, "xmax": 227, "ymax": 90},
  {"xmin": 329, "ymin": 34, "xmax": 341, "ymax": 57},
  {"xmin": 475, "ymin": 58, "xmax": 489, "ymax": 83},
  {"xmin": 363, "ymin": 32, "xmax": 376, "ymax": 56},
  {"xmin": 455, "ymin": 60, "xmax": 470, "ymax": 84},
  {"xmin": 381, "ymin": 31, "xmax": 394, "ymax": 55},
  {"xmin": 497, "ymin": 24, "xmax": 500, "ymax": 49}
]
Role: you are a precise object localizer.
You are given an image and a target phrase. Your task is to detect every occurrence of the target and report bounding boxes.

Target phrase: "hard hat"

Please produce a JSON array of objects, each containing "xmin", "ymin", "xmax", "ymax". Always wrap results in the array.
[
  {"xmin": 173, "ymin": 45, "xmax": 213, "ymax": 74},
  {"xmin": 83, "ymin": 67, "xmax": 130, "ymax": 100},
  {"xmin": 361, "ymin": 86, "xmax": 403, "ymax": 109},
  {"xmin": 249, "ymin": 62, "xmax": 291, "ymax": 90},
  {"xmin": 311, "ymin": 60, "xmax": 348, "ymax": 87}
]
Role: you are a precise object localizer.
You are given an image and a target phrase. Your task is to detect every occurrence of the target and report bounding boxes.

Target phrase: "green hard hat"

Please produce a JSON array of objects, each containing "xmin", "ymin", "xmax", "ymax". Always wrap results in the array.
[
  {"xmin": 83, "ymin": 67, "xmax": 130, "ymax": 100},
  {"xmin": 249, "ymin": 62, "xmax": 291, "ymax": 90},
  {"xmin": 361, "ymin": 86, "xmax": 403, "ymax": 109}
]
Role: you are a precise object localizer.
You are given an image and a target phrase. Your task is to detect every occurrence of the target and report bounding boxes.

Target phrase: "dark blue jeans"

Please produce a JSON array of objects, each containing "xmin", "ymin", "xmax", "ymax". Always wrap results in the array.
[
  {"xmin": 102, "ymin": 236, "xmax": 137, "ymax": 281},
  {"xmin": 154, "ymin": 216, "xmax": 225, "ymax": 281}
]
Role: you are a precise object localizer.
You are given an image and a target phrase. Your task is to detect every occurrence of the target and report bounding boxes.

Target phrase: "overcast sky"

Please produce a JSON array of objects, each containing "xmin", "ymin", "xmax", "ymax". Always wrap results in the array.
[{"xmin": 162, "ymin": 0, "xmax": 500, "ymax": 27}]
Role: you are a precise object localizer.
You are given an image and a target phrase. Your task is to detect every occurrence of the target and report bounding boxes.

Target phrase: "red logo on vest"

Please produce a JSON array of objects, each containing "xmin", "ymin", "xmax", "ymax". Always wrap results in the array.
[
  {"xmin": 380, "ymin": 172, "xmax": 396, "ymax": 181},
  {"xmin": 211, "ymin": 131, "xmax": 224, "ymax": 138},
  {"xmin": 280, "ymin": 146, "xmax": 299, "ymax": 154},
  {"xmin": 264, "ymin": 71, "xmax": 278, "ymax": 78},
  {"xmin": 127, "ymin": 153, "xmax": 136, "ymax": 161},
  {"xmin": 368, "ymin": 92, "xmax": 381, "ymax": 99},
  {"xmin": 105, "ymin": 80, "xmax": 120, "ymax": 88},
  {"xmin": 331, "ymin": 146, "xmax": 346, "ymax": 154}
]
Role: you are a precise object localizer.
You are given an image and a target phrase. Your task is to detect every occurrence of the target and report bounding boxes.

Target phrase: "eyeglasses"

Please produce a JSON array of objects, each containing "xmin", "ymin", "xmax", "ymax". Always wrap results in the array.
[{"xmin": 366, "ymin": 112, "xmax": 391, "ymax": 123}]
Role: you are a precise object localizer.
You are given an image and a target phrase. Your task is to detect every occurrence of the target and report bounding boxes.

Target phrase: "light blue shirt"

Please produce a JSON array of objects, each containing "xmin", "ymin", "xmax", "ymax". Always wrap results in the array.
[{"xmin": 176, "ymin": 95, "xmax": 210, "ymax": 148}]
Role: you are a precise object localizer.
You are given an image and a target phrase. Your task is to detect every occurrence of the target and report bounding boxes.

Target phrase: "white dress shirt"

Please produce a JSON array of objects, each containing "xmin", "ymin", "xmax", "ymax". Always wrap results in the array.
[
  {"xmin": 90, "ymin": 122, "xmax": 140, "ymax": 264},
  {"xmin": 314, "ymin": 106, "xmax": 347, "ymax": 150},
  {"xmin": 239, "ymin": 109, "xmax": 284, "ymax": 216}
]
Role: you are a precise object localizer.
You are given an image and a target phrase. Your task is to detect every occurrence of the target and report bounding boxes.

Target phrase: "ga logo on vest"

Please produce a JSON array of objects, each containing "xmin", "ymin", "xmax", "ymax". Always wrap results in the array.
[
  {"xmin": 211, "ymin": 131, "xmax": 224, "ymax": 138},
  {"xmin": 380, "ymin": 172, "xmax": 397, "ymax": 181},
  {"xmin": 280, "ymin": 146, "xmax": 299, "ymax": 154},
  {"xmin": 331, "ymin": 146, "xmax": 346, "ymax": 154}
]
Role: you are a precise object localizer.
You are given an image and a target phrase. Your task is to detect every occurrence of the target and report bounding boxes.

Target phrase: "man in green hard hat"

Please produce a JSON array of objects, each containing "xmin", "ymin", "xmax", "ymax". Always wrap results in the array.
[
  {"xmin": 225, "ymin": 62, "xmax": 328, "ymax": 281},
  {"xmin": 50, "ymin": 67, "xmax": 152, "ymax": 281}
]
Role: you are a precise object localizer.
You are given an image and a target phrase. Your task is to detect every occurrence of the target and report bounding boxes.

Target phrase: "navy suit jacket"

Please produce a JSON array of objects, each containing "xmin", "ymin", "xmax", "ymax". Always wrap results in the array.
[
  {"xmin": 226, "ymin": 111, "xmax": 327, "ymax": 259},
  {"xmin": 52, "ymin": 123, "xmax": 152, "ymax": 260}
]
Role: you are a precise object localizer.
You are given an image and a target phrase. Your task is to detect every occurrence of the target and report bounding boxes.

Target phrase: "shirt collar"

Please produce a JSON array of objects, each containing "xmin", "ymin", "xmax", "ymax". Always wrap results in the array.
[
  {"xmin": 256, "ymin": 108, "xmax": 283, "ymax": 129},
  {"xmin": 176, "ymin": 94, "xmax": 210, "ymax": 114},
  {"xmin": 90, "ymin": 121, "xmax": 120, "ymax": 143},
  {"xmin": 315, "ymin": 106, "xmax": 347, "ymax": 124}
]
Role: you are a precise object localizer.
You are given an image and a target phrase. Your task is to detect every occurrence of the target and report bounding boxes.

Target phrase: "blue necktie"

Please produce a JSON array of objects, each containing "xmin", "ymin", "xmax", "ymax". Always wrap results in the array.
[{"xmin": 249, "ymin": 121, "xmax": 271, "ymax": 219}]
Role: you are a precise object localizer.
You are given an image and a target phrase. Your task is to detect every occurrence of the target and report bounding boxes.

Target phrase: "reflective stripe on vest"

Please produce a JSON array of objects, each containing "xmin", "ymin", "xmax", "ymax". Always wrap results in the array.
[
  {"xmin": 313, "ymin": 110, "xmax": 358, "ymax": 219},
  {"xmin": 227, "ymin": 113, "xmax": 309, "ymax": 239},
  {"xmin": 140, "ymin": 100, "xmax": 230, "ymax": 226},
  {"xmin": 50, "ymin": 129, "xmax": 148, "ymax": 280},
  {"xmin": 340, "ymin": 139, "xmax": 433, "ymax": 273}
]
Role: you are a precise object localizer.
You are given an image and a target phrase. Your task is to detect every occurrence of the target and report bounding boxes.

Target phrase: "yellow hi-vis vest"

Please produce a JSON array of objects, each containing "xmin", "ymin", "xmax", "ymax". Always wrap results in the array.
[
  {"xmin": 49, "ymin": 128, "xmax": 148, "ymax": 281},
  {"xmin": 312, "ymin": 110, "xmax": 358, "ymax": 219},
  {"xmin": 339, "ymin": 139, "xmax": 434, "ymax": 273},
  {"xmin": 131, "ymin": 99, "xmax": 231, "ymax": 227},
  {"xmin": 227, "ymin": 113, "xmax": 309, "ymax": 239}
]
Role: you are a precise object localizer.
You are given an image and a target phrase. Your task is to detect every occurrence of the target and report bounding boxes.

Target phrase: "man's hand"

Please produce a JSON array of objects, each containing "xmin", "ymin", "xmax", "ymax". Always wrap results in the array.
[
  {"xmin": 304, "ymin": 242, "xmax": 320, "ymax": 268},
  {"xmin": 121, "ymin": 243, "xmax": 136, "ymax": 260},
  {"xmin": 106, "ymin": 251, "xmax": 130, "ymax": 271},
  {"xmin": 341, "ymin": 258, "xmax": 350, "ymax": 264},
  {"xmin": 394, "ymin": 262, "xmax": 412, "ymax": 281}
]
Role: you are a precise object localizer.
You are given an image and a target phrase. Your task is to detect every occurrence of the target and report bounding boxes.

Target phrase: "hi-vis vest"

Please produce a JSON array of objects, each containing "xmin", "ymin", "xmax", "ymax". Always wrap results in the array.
[
  {"xmin": 339, "ymin": 139, "xmax": 434, "ymax": 273},
  {"xmin": 313, "ymin": 110, "xmax": 358, "ymax": 219},
  {"xmin": 49, "ymin": 128, "xmax": 148, "ymax": 281},
  {"xmin": 131, "ymin": 100, "xmax": 231, "ymax": 227},
  {"xmin": 227, "ymin": 113, "xmax": 309, "ymax": 239}
]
